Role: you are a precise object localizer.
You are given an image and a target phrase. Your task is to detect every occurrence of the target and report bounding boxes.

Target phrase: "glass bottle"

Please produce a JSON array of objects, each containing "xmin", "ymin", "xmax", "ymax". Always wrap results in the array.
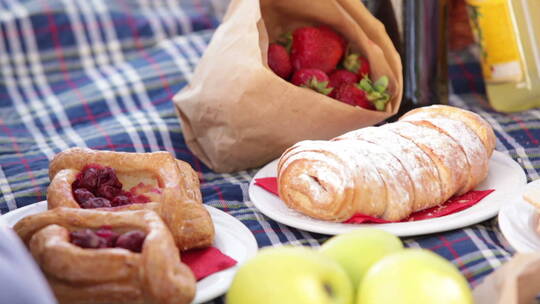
[{"xmin": 363, "ymin": 0, "xmax": 450, "ymax": 118}]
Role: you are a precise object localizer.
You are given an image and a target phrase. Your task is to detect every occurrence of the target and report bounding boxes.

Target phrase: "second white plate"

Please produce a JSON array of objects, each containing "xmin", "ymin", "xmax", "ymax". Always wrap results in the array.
[
  {"xmin": 499, "ymin": 179, "xmax": 540, "ymax": 253},
  {"xmin": 1, "ymin": 201, "xmax": 258, "ymax": 304},
  {"xmin": 248, "ymin": 150, "xmax": 526, "ymax": 237}
]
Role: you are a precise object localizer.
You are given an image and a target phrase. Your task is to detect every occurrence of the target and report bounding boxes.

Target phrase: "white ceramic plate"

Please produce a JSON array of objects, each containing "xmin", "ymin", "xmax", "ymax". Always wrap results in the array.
[
  {"xmin": 1, "ymin": 202, "xmax": 258, "ymax": 304},
  {"xmin": 499, "ymin": 179, "xmax": 540, "ymax": 253},
  {"xmin": 249, "ymin": 150, "xmax": 526, "ymax": 237}
]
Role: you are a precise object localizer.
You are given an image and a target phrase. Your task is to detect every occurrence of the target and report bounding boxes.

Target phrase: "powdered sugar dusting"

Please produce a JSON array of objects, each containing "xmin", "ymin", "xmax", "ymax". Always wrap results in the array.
[
  {"xmin": 354, "ymin": 140, "xmax": 414, "ymax": 220},
  {"xmin": 277, "ymin": 107, "xmax": 492, "ymax": 222},
  {"xmin": 297, "ymin": 170, "xmax": 339, "ymax": 203},
  {"xmin": 281, "ymin": 146, "xmax": 353, "ymax": 189},
  {"xmin": 409, "ymin": 117, "xmax": 488, "ymax": 193},
  {"xmin": 338, "ymin": 127, "xmax": 444, "ymax": 210},
  {"xmin": 327, "ymin": 140, "xmax": 387, "ymax": 217},
  {"xmin": 383, "ymin": 121, "xmax": 468, "ymax": 200},
  {"xmin": 401, "ymin": 105, "xmax": 496, "ymax": 153}
]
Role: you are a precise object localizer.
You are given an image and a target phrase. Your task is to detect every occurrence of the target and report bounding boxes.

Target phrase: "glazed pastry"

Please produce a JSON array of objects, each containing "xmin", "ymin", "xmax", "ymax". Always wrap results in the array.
[
  {"xmin": 14, "ymin": 208, "xmax": 196, "ymax": 304},
  {"xmin": 47, "ymin": 148, "xmax": 214, "ymax": 250},
  {"xmin": 277, "ymin": 105, "xmax": 496, "ymax": 222}
]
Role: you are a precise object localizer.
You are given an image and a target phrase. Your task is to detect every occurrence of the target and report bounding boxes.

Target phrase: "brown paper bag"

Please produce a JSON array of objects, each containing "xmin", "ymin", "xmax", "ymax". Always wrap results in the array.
[
  {"xmin": 173, "ymin": 0, "xmax": 403, "ymax": 173},
  {"xmin": 473, "ymin": 253, "xmax": 540, "ymax": 304}
]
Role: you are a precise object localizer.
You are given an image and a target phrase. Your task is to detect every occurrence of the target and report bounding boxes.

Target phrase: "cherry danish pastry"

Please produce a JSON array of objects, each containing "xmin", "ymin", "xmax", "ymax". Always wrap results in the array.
[
  {"xmin": 47, "ymin": 148, "xmax": 214, "ymax": 250},
  {"xmin": 14, "ymin": 208, "xmax": 196, "ymax": 304}
]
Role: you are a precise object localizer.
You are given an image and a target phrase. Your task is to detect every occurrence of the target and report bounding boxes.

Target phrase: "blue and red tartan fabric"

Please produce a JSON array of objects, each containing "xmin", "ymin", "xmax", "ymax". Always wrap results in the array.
[{"xmin": 1, "ymin": 1, "xmax": 540, "ymax": 303}]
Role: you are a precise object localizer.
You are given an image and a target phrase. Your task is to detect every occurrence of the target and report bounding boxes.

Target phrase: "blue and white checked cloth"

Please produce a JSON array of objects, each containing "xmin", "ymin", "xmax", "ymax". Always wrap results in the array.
[{"xmin": 1, "ymin": 1, "xmax": 540, "ymax": 303}]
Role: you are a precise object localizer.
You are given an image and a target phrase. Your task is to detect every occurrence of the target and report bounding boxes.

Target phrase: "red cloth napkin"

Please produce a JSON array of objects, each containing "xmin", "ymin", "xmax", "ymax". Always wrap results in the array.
[
  {"xmin": 254, "ymin": 177, "xmax": 494, "ymax": 223},
  {"xmin": 181, "ymin": 247, "xmax": 237, "ymax": 281},
  {"xmin": 255, "ymin": 177, "xmax": 278, "ymax": 195}
]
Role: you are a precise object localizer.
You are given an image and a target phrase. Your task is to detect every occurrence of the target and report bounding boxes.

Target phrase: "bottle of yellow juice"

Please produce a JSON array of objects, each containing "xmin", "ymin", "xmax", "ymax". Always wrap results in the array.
[{"xmin": 466, "ymin": 0, "xmax": 540, "ymax": 112}]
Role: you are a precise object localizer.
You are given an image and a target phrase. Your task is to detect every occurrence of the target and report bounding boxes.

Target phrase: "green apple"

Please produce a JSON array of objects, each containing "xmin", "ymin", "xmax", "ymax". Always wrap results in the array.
[
  {"xmin": 226, "ymin": 246, "xmax": 353, "ymax": 304},
  {"xmin": 319, "ymin": 228, "xmax": 403, "ymax": 290},
  {"xmin": 357, "ymin": 248, "xmax": 473, "ymax": 304}
]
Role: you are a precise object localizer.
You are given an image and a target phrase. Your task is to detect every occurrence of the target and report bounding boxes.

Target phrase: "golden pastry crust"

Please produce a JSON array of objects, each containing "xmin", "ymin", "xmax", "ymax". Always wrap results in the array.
[
  {"xmin": 353, "ymin": 140, "xmax": 415, "ymax": 220},
  {"xmin": 335, "ymin": 127, "xmax": 443, "ymax": 213},
  {"xmin": 400, "ymin": 117, "xmax": 489, "ymax": 195},
  {"xmin": 277, "ymin": 105, "xmax": 495, "ymax": 222},
  {"xmin": 47, "ymin": 147, "xmax": 214, "ymax": 251},
  {"xmin": 14, "ymin": 208, "xmax": 196, "ymax": 304},
  {"xmin": 277, "ymin": 143, "xmax": 360, "ymax": 221},
  {"xmin": 384, "ymin": 121, "xmax": 469, "ymax": 201},
  {"xmin": 400, "ymin": 104, "xmax": 496, "ymax": 156}
]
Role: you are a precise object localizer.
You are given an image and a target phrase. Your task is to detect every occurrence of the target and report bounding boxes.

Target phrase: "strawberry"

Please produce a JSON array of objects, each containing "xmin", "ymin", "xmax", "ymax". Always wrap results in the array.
[
  {"xmin": 343, "ymin": 53, "xmax": 371, "ymax": 78},
  {"xmin": 358, "ymin": 76, "xmax": 391, "ymax": 111},
  {"xmin": 291, "ymin": 68, "xmax": 333, "ymax": 95},
  {"xmin": 317, "ymin": 25, "xmax": 347, "ymax": 50},
  {"xmin": 328, "ymin": 69, "xmax": 359, "ymax": 90},
  {"xmin": 290, "ymin": 26, "xmax": 346, "ymax": 73},
  {"xmin": 334, "ymin": 83, "xmax": 374, "ymax": 109},
  {"xmin": 268, "ymin": 43, "xmax": 292, "ymax": 79}
]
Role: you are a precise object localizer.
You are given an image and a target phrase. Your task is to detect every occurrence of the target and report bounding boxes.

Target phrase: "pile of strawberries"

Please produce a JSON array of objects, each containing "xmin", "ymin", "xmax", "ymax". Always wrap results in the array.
[{"xmin": 268, "ymin": 25, "xmax": 390, "ymax": 111}]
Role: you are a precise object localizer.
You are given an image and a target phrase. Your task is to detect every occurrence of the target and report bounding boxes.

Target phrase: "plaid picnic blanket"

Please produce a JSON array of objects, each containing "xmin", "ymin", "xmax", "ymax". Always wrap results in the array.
[{"xmin": 1, "ymin": 0, "xmax": 539, "ymax": 302}]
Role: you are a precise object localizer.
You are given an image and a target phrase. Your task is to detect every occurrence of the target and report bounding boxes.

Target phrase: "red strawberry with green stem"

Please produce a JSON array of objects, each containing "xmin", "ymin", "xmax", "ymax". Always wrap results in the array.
[
  {"xmin": 358, "ymin": 76, "xmax": 391, "ymax": 111},
  {"xmin": 344, "ymin": 53, "xmax": 371, "ymax": 78},
  {"xmin": 334, "ymin": 83, "xmax": 374, "ymax": 110},
  {"xmin": 290, "ymin": 26, "xmax": 346, "ymax": 73},
  {"xmin": 317, "ymin": 25, "xmax": 347, "ymax": 50},
  {"xmin": 328, "ymin": 70, "xmax": 359, "ymax": 95},
  {"xmin": 268, "ymin": 43, "xmax": 292, "ymax": 79},
  {"xmin": 291, "ymin": 68, "xmax": 333, "ymax": 95}
]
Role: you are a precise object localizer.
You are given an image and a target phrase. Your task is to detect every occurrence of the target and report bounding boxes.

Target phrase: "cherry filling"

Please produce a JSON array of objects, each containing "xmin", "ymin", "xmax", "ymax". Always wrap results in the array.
[
  {"xmin": 95, "ymin": 226, "xmax": 120, "ymax": 247},
  {"xmin": 69, "ymin": 227, "xmax": 146, "ymax": 253},
  {"xmin": 115, "ymin": 231, "xmax": 146, "ymax": 252},
  {"xmin": 112, "ymin": 195, "xmax": 131, "ymax": 207},
  {"xmin": 95, "ymin": 167, "xmax": 122, "ymax": 199},
  {"xmin": 73, "ymin": 188, "xmax": 95, "ymax": 204},
  {"xmin": 72, "ymin": 164, "xmax": 149, "ymax": 209},
  {"xmin": 70, "ymin": 229, "xmax": 108, "ymax": 249},
  {"xmin": 76, "ymin": 167, "xmax": 100, "ymax": 190}
]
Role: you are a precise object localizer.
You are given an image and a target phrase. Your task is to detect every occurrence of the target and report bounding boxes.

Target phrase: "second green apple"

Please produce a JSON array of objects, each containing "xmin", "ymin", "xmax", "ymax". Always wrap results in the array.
[{"xmin": 319, "ymin": 228, "xmax": 403, "ymax": 290}]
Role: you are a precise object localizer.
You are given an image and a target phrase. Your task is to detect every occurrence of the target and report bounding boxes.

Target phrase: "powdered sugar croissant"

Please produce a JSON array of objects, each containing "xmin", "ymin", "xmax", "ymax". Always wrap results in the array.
[{"xmin": 277, "ymin": 105, "xmax": 496, "ymax": 222}]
